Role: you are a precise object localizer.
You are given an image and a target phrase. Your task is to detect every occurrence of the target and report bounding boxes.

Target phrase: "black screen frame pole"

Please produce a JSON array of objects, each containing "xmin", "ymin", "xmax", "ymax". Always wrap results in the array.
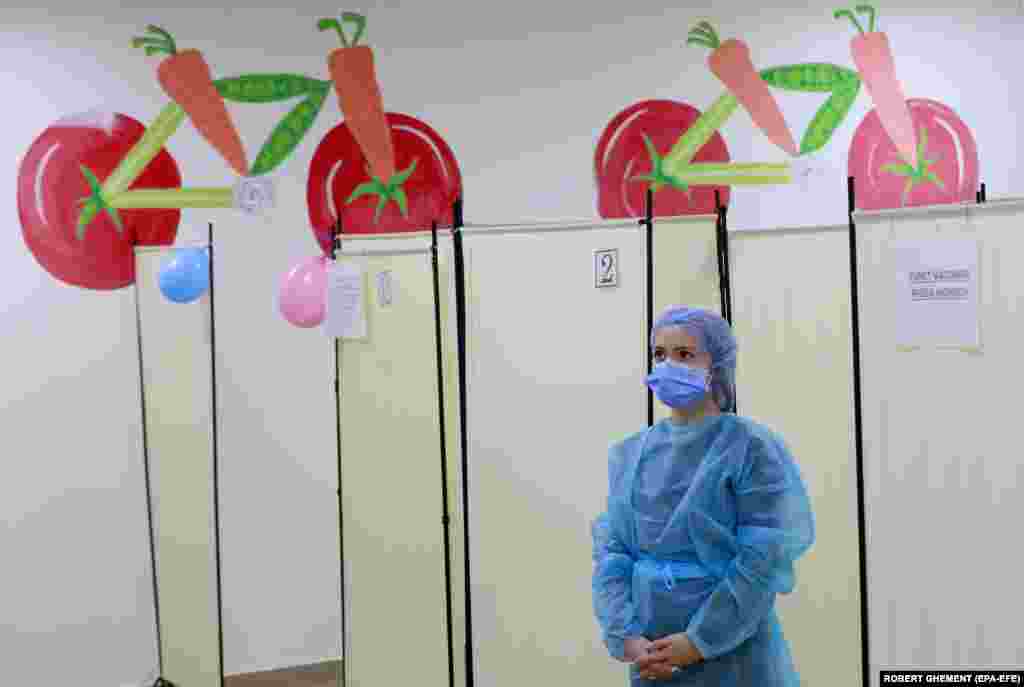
[
  {"xmin": 714, "ymin": 191, "xmax": 726, "ymax": 322},
  {"xmin": 330, "ymin": 217, "xmax": 347, "ymax": 687},
  {"xmin": 450, "ymin": 197, "xmax": 475, "ymax": 687},
  {"xmin": 721, "ymin": 203, "xmax": 734, "ymax": 325},
  {"xmin": 847, "ymin": 177, "xmax": 871, "ymax": 687},
  {"xmin": 713, "ymin": 190, "xmax": 734, "ymax": 326},
  {"xmin": 723, "ymin": 201, "xmax": 736, "ymax": 412},
  {"xmin": 205, "ymin": 223, "xmax": 227, "ymax": 687},
  {"xmin": 644, "ymin": 188, "xmax": 654, "ymax": 427},
  {"xmin": 713, "ymin": 190, "xmax": 736, "ymax": 413},
  {"xmin": 430, "ymin": 220, "xmax": 457, "ymax": 687}
]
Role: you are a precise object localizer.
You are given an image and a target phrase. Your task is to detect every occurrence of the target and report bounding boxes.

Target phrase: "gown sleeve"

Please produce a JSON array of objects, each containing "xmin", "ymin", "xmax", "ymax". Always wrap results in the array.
[
  {"xmin": 592, "ymin": 441, "xmax": 645, "ymax": 660},
  {"xmin": 684, "ymin": 429, "xmax": 816, "ymax": 660}
]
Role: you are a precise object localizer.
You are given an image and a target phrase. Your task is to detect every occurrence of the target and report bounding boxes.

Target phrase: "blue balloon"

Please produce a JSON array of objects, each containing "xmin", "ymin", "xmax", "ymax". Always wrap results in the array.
[{"xmin": 158, "ymin": 246, "xmax": 210, "ymax": 303}]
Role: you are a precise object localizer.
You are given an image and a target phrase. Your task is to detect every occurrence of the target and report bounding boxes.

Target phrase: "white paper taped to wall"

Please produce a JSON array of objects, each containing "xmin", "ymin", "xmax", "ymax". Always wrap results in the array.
[
  {"xmin": 892, "ymin": 238, "xmax": 980, "ymax": 349},
  {"xmin": 324, "ymin": 261, "xmax": 367, "ymax": 340}
]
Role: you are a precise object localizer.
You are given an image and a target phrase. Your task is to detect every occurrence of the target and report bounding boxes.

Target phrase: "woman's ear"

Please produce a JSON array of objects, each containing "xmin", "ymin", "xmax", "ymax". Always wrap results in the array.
[{"xmin": 708, "ymin": 375, "xmax": 725, "ymax": 409}]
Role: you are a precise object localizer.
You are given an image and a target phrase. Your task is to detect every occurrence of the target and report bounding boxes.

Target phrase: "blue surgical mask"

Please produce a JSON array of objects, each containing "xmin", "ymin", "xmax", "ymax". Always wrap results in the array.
[{"xmin": 645, "ymin": 360, "xmax": 711, "ymax": 409}]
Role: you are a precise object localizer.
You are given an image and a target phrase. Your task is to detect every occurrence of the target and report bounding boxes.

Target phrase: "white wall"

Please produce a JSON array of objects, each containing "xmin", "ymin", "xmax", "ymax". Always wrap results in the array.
[{"xmin": 3, "ymin": 1, "xmax": 1024, "ymax": 685}]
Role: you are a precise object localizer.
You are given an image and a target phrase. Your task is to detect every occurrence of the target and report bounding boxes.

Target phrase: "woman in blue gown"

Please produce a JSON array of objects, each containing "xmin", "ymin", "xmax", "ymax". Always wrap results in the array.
[{"xmin": 591, "ymin": 306, "xmax": 815, "ymax": 685}]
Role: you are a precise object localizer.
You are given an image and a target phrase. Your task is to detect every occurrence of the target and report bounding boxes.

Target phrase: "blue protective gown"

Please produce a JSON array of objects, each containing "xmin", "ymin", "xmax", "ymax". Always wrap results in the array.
[{"xmin": 592, "ymin": 414, "xmax": 815, "ymax": 686}]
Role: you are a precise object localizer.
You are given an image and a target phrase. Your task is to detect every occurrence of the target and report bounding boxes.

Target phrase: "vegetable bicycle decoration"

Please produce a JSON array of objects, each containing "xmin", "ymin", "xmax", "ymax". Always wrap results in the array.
[
  {"xmin": 16, "ymin": 12, "xmax": 462, "ymax": 291},
  {"xmin": 594, "ymin": 3, "xmax": 977, "ymax": 218}
]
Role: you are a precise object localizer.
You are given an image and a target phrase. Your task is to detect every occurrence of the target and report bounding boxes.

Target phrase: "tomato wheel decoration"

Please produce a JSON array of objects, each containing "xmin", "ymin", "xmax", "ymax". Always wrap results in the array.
[
  {"xmin": 17, "ymin": 113, "xmax": 182, "ymax": 290},
  {"xmin": 308, "ymin": 112, "xmax": 462, "ymax": 250},
  {"xmin": 848, "ymin": 98, "xmax": 978, "ymax": 210},
  {"xmin": 595, "ymin": 100, "xmax": 732, "ymax": 219}
]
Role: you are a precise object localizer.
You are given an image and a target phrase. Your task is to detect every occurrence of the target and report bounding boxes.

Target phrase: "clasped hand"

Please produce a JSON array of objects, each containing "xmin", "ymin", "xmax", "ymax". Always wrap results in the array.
[{"xmin": 623, "ymin": 634, "xmax": 703, "ymax": 680}]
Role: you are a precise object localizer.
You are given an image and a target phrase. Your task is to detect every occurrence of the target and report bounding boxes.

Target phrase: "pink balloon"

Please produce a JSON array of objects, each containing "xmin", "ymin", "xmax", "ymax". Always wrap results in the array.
[{"xmin": 279, "ymin": 256, "xmax": 328, "ymax": 328}]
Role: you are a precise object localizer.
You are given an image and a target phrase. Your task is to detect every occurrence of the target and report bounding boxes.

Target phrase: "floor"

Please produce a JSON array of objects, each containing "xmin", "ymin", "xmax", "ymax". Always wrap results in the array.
[{"xmin": 224, "ymin": 661, "xmax": 341, "ymax": 687}]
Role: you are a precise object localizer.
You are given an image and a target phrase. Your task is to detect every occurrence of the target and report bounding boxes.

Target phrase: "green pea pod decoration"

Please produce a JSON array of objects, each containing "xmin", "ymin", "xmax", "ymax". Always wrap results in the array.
[
  {"xmin": 755, "ymin": 62, "xmax": 863, "ymax": 155},
  {"xmin": 249, "ymin": 82, "xmax": 330, "ymax": 176},
  {"xmin": 759, "ymin": 63, "xmax": 859, "ymax": 93},
  {"xmin": 800, "ymin": 75, "xmax": 861, "ymax": 155},
  {"xmin": 214, "ymin": 74, "xmax": 327, "ymax": 103}
]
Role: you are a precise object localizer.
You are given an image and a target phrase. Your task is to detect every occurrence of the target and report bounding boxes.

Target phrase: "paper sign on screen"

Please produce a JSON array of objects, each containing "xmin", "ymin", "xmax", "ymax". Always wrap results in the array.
[
  {"xmin": 892, "ymin": 238, "xmax": 980, "ymax": 349},
  {"xmin": 324, "ymin": 261, "xmax": 367, "ymax": 340}
]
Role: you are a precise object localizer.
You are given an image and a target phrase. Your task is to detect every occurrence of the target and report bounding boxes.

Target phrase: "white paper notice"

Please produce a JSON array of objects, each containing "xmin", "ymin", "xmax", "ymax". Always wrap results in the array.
[
  {"xmin": 892, "ymin": 239, "xmax": 980, "ymax": 349},
  {"xmin": 324, "ymin": 261, "xmax": 367, "ymax": 340}
]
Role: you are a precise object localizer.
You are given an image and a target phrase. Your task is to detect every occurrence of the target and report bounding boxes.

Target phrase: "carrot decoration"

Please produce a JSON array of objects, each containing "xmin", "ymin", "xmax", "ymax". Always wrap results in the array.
[
  {"xmin": 131, "ymin": 25, "xmax": 249, "ymax": 176},
  {"xmin": 836, "ymin": 4, "xmax": 918, "ymax": 169},
  {"xmin": 318, "ymin": 12, "xmax": 417, "ymax": 221},
  {"xmin": 687, "ymin": 22, "xmax": 799, "ymax": 157}
]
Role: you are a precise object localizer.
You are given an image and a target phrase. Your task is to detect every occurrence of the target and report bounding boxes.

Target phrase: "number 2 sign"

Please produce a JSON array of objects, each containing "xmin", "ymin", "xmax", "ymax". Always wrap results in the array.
[{"xmin": 594, "ymin": 248, "xmax": 618, "ymax": 288}]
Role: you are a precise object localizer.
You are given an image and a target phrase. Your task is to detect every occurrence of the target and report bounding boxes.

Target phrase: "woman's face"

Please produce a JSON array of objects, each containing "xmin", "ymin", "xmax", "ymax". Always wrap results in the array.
[{"xmin": 652, "ymin": 326, "xmax": 712, "ymax": 371}]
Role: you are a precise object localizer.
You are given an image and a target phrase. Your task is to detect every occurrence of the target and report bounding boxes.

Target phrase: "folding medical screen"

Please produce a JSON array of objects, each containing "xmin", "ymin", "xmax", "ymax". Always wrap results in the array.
[
  {"xmin": 334, "ymin": 233, "xmax": 459, "ymax": 687},
  {"xmin": 854, "ymin": 201, "xmax": 1024, "ymax": 682},
  {"xmin": 461, "ymin": 214, "xmax": 719, "ymax": 687},
  {"xmin": 134, "ymin": 245, "xmax": 222, "ymax": 687},
  {"xmin": 729, "ymin": 225, "xmax": 863, "ymax": 687}
]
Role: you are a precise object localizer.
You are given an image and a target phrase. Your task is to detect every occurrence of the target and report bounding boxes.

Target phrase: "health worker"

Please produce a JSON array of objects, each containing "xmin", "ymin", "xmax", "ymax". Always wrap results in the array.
[{"xmin": 591, "ymin": 306, "xmax": 815, "ymax": 685}]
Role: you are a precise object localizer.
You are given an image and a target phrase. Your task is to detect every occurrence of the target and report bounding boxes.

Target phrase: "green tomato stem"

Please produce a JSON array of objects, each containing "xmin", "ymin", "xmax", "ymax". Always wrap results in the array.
[
  {"xmin": 102, "ymin": 103, "xmax": 186, "ymax": 197},
  {"xmin": 109, "ymin": 187, "xmax": 235, "ymax": 209}
]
